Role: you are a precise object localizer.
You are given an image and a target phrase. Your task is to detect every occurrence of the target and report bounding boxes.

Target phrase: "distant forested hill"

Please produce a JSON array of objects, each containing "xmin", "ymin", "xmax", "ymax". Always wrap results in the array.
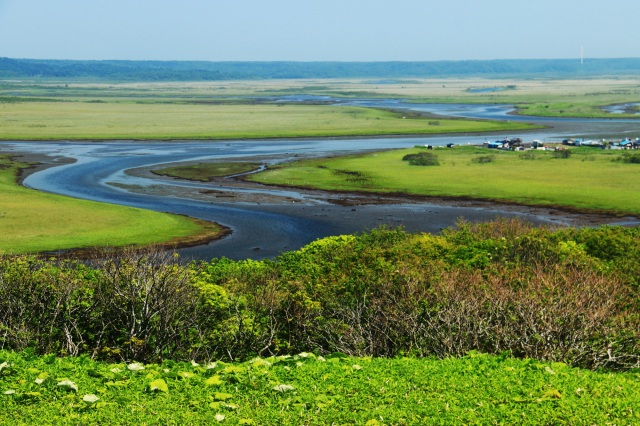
[{"xmin": 1, "ymin": 57, "xmax": 640, "ymax": 81}]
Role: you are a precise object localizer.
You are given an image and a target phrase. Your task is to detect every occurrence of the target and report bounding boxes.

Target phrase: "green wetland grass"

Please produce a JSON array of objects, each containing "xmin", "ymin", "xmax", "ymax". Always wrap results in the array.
[
  {"xmin": 0, "ymin": 155, "xmax": 220, "ymax": 254},
  {"xmin": 0, "ymin": 101, "xmax": 536, "ymax": 141},
  {"xmin": 250, "ymin": 146, "xmax": 640, "ymax": 216},
  {"xmin": 2, "ymin": 351, "xmax": 639, "ymax": 425}
]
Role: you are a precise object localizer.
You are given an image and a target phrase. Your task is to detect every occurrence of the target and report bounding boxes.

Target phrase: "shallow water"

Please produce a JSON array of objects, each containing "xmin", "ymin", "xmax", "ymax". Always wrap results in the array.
[{"xmin": 601, "ymin": 103, "xmax": 640, "ymax": 115}]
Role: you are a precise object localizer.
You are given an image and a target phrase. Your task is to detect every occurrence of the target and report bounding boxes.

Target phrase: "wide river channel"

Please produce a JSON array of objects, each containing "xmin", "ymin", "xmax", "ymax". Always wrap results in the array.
[{"xmin": 2, "ymin": 100, "xmax": 640, "ymax": 260}]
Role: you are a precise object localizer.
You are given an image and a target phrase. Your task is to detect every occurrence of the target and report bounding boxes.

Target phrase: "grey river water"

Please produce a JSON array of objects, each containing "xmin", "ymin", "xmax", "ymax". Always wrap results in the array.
[{"xmin": 2, "ymin": 101, "xmax": 640, "ymax": 260}]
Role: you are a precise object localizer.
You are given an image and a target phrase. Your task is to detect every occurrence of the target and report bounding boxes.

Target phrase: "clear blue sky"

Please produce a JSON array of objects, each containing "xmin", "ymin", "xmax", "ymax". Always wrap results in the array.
[{"xmin": 1, "ymin": 0, "xmax": 639, "ymax": 62}]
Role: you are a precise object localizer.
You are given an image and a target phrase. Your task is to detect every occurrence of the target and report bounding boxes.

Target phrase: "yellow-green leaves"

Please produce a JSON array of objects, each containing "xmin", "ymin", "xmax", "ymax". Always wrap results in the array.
[
  {"xmin": 148, "ymin": 378, "xmax": 169, "ymax": 393},
  {"xmin": 205, "ymin": 375, "xmax": 223, "ymax": 386}
]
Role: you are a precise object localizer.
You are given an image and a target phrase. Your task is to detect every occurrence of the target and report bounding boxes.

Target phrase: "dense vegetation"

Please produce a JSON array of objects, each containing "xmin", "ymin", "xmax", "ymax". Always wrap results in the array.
[
  {"xmin": 3, "ymin": 57, "xmax": 640, "ymax": 80},
  {"xmin": 2, "ymin": 350, "xmax": 639, "ymax": 425},
  {"xmin": 1, "ymin": 220, "xmax": 638, "ymax": 371},
  {"xmin": 401, "ymin": 151, "xmax": 440, "ymax": 166}
]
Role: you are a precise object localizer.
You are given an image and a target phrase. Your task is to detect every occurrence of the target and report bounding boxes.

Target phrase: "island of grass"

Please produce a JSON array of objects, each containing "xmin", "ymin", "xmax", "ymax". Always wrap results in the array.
[
  {"xmin": 248, "ymin": 146, "xmax": 640, "ymax": 217},
  {"xmin": 0, "ymin": 155, "xmax": 225, "ymax": 254},
  {"xmin": 152, "ymin": 161, "xmax": 262, "ymax": 181}
]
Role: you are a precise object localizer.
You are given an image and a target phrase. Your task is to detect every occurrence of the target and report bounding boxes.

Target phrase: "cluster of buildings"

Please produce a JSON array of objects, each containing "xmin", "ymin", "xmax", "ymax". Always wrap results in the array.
[
  {"xmin": 484, "ymin": 138, "xmax": 545, "ymax": 150},
  {"xmin": 482, "ymin": 137, "xmax": 640, "ymax": 151},
  {"xmin": 562, "ymin": 138, "xmax": 640, "ymax": 149}
]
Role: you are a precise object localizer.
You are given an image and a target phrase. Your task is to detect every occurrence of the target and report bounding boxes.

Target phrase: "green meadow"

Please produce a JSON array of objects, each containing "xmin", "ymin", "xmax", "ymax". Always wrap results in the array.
[
  {"xmin": 250, "ymin": 146, "xmax": 640, "ymax": 216},
  {"xmin": 2, "ymin": 350, "xmax": 639, "ymax": 425},
  {"xmin": 0, "ymin": 156, "xmax": 221, "ymax": 254}
]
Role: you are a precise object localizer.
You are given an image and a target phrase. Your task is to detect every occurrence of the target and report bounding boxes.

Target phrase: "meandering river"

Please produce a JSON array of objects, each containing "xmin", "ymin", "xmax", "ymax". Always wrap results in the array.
[{"xmin": 2, "ymin": 101, "xmax": 640, "ymax": 260}]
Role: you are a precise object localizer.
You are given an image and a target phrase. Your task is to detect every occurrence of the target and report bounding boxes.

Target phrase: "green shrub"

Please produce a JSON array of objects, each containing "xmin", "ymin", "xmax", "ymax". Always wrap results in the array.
[
  {"xmin": 617, "ymin": 152, "xmax": 640, "ymax": 163},
  {"xmin": 553, "ymin": 149, "xmax": 572, "ymax": 158},
  {"xmin": 1, "ymin": 220, "xmax": 639, "ymax": 370},
  {"xmin": 519, "ymin": 151, "xmax": 537, "ymax": 160},
  {"xmin": 471, "ymin": 155, "xmax": 496, "ymax": 164},
  {"xmin": 402, "ymin": 152, "xmax": 439, "ymax": 166},
  {"xmin": 197, "ymin": 221, "xmax": 640, "ymax": 369}
]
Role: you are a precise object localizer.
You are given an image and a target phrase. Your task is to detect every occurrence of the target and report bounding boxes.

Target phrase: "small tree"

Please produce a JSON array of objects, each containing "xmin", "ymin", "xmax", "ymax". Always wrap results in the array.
[{"xmin": 553, "ymin": 149, "xmax": 572, "ymax": 159}]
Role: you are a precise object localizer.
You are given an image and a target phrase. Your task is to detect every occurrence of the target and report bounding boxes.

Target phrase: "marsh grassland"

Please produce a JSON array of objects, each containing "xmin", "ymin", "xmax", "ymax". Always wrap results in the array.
[
  {"xmin": 2, "ymin": 76, "xmax": 640, "ymax": 252},
  {"xmin": 151, "ymin": 162, "xmax": 262, "ymax": 181},
  {"xmin": 0, "ymin": 102, "xmax": 534, "ymax": 141},
  {"xmin": 2, "ymin": 76, "xmax": 640, "ymax": 141}
]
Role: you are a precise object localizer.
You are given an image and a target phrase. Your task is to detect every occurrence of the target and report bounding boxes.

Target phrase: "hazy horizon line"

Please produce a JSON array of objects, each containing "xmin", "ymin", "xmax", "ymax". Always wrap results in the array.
[{"xmin": 6, "ymin": 56, "xmax": 640, "ymax": 63}]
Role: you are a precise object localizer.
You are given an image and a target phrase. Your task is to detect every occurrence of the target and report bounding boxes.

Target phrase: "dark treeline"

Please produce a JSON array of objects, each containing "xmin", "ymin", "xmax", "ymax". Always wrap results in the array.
[{"xmin": 2, "ymin": 57, "xmax": 640, "ymax": 81}]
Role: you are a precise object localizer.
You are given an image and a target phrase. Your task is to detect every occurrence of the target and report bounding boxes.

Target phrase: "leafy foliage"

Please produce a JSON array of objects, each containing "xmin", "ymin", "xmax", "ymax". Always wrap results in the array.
[
  {"xmin": 1, "ymin": 220, "xmax": 639, "ymax": 370},
  {"xmin": 1, "ymin": 350, "xmax": 640, "ymax": 425},
  {"xmin": 552, "ymin": 149, "xmax": 572, "ymax": 158}
]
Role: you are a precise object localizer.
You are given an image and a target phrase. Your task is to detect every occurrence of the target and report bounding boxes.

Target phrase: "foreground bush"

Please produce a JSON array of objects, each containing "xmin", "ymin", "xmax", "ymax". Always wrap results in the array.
[
  {"xmin": 200, "ymin": 221, "xmax": 640, "ymax": 369},
  {"xmin": 1, "ymin": 220, "xmax": 639, "ymax": 369},
  {"xmin": 0, "ymin": 248, "xmax": 226, "ymax": 362}
]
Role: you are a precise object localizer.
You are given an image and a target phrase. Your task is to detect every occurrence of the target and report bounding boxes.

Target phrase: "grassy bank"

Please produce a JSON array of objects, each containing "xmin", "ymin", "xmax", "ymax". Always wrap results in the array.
[
  {"xmin": 0, "ymin": 102, "xmax": 536, "ymax": 141},
  {"xmin": 2, "ymin": 350, "xmax": 639, "ymax": 425},
  {"xmin": 250, "ymin": 146, "xmax": 640, "ymax": 216},
  {"xmin": 0, "ymin": 155, "xmax": 222, "ymax": 254}
]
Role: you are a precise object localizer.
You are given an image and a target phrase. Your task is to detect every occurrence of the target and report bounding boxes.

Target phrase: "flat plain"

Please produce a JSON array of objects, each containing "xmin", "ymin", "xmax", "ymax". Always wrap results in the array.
[
  {"xmin": 2, "ymin": 76, "xmax": 640, "ymax": 141},
  {"xmin": 0, "ymin": 102, "xmax": 536, "ymax": 140}
]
